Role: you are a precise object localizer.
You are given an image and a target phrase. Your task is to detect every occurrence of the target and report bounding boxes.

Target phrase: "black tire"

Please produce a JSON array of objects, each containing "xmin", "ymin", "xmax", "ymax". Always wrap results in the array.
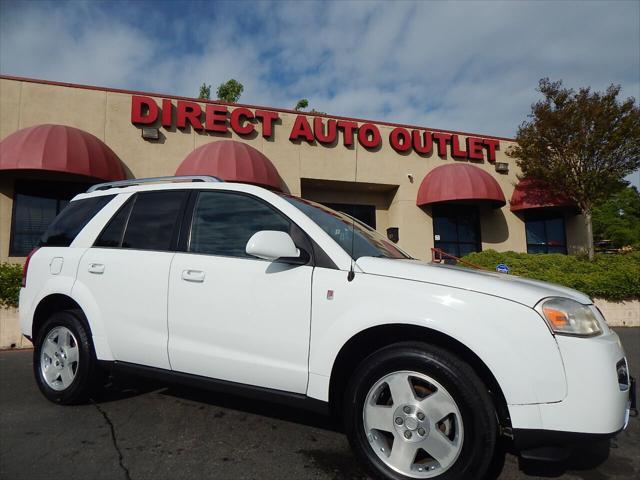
[
  {"xmin": 343, "ymin": 341, "xmax": 497, "ymax": 480},
  {"xmin": 33, "ymin": 309, "xmax": 102, "ymax": 404}
]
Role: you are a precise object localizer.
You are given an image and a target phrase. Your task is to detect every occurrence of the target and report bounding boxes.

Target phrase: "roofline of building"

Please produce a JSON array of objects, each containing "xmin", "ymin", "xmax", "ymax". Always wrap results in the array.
[{"xmin": 0, "ymin": 74, "xmax": 516, "ymax": 142}]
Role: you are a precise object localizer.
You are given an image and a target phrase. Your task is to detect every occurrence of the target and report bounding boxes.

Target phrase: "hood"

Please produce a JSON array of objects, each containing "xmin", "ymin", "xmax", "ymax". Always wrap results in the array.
[{"xmin": 355, "ymin": 257, "xmax": 592, "ymax": 308}]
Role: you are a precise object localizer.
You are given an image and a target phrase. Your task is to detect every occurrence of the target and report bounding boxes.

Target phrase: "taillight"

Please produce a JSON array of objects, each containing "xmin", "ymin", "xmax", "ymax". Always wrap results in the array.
[{"xmin": 22, "ymin": 247, "xmax": 40, "ymax": 287}]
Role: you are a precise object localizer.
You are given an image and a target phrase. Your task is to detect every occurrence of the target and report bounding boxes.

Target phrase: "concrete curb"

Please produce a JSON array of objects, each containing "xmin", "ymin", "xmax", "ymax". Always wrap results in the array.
[
  {"xmin": 0, "ymin": 307, "xmax": 31, "ymax": 349},
  {"xmin": 593, "ymin": 298, "xmax": 640, "ymax": 328}
]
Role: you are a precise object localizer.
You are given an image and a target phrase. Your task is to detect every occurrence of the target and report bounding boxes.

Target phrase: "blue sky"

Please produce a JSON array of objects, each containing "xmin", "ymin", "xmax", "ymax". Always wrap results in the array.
[{"xmin": 0, "ymin": 0, "xmax": 638, "ymax": 185}]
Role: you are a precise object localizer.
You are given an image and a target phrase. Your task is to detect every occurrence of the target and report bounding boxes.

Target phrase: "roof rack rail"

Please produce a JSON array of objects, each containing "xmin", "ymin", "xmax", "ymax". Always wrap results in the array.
[{"xmin": 87, "ymin": 175, "xmax": 223, "ymax": 193}]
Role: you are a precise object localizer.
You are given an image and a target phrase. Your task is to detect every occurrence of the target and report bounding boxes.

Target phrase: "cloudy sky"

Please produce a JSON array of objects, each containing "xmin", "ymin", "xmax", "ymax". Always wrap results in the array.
[{"xmin": 1, "ymin": 0, "xmax": 638, "ymax": 144}]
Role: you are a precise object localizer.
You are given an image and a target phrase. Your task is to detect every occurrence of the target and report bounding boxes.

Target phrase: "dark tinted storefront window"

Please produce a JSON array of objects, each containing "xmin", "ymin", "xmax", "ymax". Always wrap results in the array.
[
  {"xmin": 190, "ymin": 192, "xmax": 291, "ymax": 258},
  {"xmin": 432, "ymin": 205, "xmax": 481, "ymax": 258},
  {"xmin": 322, "ymin": 203, "xmax": 376, "ymax": 229},
  {"xmin": 10, "ymin": 180, "xmax": 91, "ymax": 256},
  {"xmin": 121, "ymin": 191, "xmax": 187, "ymax": 251},
  {"xmin": 525, "ymin": 212, "xmax": 567, "ymax": 254}
]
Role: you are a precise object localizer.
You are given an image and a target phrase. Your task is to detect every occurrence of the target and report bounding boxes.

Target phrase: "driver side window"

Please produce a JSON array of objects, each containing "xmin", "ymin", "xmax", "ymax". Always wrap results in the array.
[{"xmin": 189, "ymin": 191, "xmax": 291, "ymax": 258}]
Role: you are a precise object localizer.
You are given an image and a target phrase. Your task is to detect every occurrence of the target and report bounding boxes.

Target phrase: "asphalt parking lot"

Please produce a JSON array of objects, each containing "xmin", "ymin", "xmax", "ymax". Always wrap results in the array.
[{"xmin": 1, "ymin": 328, "xmax": 638, "ymax": 480}]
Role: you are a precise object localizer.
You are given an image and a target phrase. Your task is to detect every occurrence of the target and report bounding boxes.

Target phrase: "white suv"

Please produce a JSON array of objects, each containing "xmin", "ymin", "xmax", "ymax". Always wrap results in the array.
[{"xmin": 20, "ymin": 176, "xmax": 634, "ymax": 480}]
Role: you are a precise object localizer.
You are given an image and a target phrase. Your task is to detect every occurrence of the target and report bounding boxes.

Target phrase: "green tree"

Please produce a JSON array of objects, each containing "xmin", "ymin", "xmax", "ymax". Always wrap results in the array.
[
  {"xmin": 507, "ymin": 78, "xmax": 640, "ymax": 260},
  {"xmin": 294, "ymin": 99, "xmax": 309, "ymax": 111},
  {"xmin": 198, "ymin": 83, "xmax": 211, "ymax": 100},
  {"xmin": 216, "ymin": 79, "xmax": 244, "ymax": 103},
  {"xmin": 293, "ymin": 98, "xmax": 326, "ymax": 114},
  {"xmin": 593, "ymin": 186, "xmax": 640, "ymax": 249}
]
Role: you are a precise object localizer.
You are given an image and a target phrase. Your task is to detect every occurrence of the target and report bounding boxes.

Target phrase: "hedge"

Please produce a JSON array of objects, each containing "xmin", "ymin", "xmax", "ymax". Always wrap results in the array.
[
  {"xmin": 462, "ymin": 250, "xmax": 640, "ymax": 301},
  {"xmin": 0, "ymin": 263, "xmax": 22, "ymax": 309}
]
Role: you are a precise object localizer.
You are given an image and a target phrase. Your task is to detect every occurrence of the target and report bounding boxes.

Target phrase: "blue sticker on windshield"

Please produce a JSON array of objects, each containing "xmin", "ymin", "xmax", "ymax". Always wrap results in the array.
[{"xmin": 496, "ymin": 263, "xmax": 509, "ymax": 274}]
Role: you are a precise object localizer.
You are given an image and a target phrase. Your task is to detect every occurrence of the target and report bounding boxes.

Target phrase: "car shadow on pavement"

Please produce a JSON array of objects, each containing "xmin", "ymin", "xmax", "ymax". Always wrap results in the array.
[
  {"xmin": 515, "ymin": 440, "xmax": 611, "ymax": 478},
  {"xmin": 96, "ymin": 369, "xmax": 342, "ymax": 431},
  {"xmin": 158, "ymin": 383, "xmax": 343, "ymax": 432},
  {"xmin": 90, "ymin": 371, "xmax": 621, "ymax": 480},
  {"xmin": 484, "ymin": 438, "xmax": 614, "ymax": 480},
  {"xmin": 90, "ymin": 372, "xmax": 169, "ymax": 403}
]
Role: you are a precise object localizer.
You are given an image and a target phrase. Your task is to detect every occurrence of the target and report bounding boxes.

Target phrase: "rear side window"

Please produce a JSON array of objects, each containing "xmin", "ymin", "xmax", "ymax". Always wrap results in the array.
[
  {"xmin": 94, "ymin": 198, "xmax": 134, "ymax": 248},
  {"xmin": 189, "ymin": 191, "xmax": 290, "ymax": 257},
  {"xmin": 39, "ymin": 195, "xmax": 114, "ymax": 247},
  {"xmin": 121, "ymin": 191, "xmax": 187, "ymax": 251}
]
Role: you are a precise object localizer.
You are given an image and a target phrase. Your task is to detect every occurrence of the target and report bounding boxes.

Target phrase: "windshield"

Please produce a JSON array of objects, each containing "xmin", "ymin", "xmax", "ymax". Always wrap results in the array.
[{"xmin": 282, "ymin": 195, "xmax": 411, "ymax": 260}]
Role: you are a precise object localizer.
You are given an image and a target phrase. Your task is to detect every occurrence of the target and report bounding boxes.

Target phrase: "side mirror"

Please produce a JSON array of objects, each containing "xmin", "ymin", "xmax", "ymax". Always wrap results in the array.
[{"xmin": 246, "ymin": 231, "xmax": 300, "ymax": 262}]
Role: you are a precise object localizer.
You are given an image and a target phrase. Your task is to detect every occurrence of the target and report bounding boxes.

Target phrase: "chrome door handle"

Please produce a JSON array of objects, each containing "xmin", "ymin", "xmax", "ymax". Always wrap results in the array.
[
  {"xmin": 182, "ymin": 269, "xmax": 205, "ymax": 283},
  {"xmin": 88, "ymin": 263, "xmax": 105, "ymax": 274}
]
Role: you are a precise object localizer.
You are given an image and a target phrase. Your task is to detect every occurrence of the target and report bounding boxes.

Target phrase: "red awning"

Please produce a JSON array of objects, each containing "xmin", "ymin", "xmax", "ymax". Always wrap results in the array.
[
  {"xmin": 0, "ymin": 124, "xmax": 125, "ymax": 180},
  {"xmin": 176, "ymin": 140, "xmax": 284, "ymax": 191},
  {"xmin": 416, "ymin": 163, "xmax": 506, "ymax": 208},
  {"xmin": 510, "ymin": 178, "xmax": 575, "ymax": 212}
]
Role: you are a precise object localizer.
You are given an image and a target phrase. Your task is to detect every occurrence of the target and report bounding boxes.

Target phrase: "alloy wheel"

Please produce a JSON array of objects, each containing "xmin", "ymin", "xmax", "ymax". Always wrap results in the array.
[
  {"xmin": 363, "ymin": 370, "xmax": 464, "ymax": 478},
  {"xmin": 40, "ymin": 326, "xmax": 80, "ymax": 391}
]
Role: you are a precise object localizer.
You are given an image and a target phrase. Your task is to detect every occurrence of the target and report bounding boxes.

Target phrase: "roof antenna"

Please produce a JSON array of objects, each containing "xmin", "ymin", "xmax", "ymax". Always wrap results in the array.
[{"xmin": 347, "ymin": 139, "xmax": 359, "ymax": 282}]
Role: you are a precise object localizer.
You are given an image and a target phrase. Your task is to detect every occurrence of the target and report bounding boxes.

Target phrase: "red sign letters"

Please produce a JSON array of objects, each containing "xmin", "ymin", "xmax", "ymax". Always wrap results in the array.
[{"xmin": 131, "ymin": 96, "xmax": 499, "ymax": 161}]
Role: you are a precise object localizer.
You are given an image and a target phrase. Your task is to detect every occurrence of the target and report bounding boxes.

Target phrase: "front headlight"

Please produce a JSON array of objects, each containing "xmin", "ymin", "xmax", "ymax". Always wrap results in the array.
[{"xmin": 536, "ymin": 297, "xmax": 602, "ymax": 337}]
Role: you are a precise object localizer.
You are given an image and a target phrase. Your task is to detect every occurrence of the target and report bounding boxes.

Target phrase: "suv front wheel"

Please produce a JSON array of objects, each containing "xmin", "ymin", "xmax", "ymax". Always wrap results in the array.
[
  {"xmin": 33, "ymin": 310, "xmax": 101, "ymax": 404},
  {"xmin": 344, "ymin": 342, "xmax": 497, "ymax": 480}
]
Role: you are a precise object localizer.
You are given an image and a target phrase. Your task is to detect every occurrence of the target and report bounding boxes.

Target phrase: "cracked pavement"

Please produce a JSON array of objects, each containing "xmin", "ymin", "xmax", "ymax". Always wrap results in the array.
[
  {"xmin": 0, "ymin": 328, "xmax": 638, "ymax": 480},
  {"xmin": 90, "ymin": 399, "xmax": 132, "ymax": 480}
]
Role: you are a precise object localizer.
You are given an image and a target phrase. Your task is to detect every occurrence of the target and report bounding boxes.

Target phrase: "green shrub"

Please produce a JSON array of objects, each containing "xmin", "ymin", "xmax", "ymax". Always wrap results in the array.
[
  {"xmin": 0, "ymin": 263, "xmax": 22, "ymax": 309},
  {"xmin": 462, "ymin": 250, "xmax": 640, "ymax": 301}
]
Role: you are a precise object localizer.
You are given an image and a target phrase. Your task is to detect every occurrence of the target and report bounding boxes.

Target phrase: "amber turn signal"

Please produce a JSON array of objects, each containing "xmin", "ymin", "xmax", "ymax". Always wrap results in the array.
[{"xmin": 542, "ymin": 307, "xmax": 570, "ymax": 328}]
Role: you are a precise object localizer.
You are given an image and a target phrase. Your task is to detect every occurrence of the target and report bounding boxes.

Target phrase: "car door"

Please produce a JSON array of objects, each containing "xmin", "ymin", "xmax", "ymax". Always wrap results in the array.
[
  {"xmin": 167, "ymin": 190, "xmax": 313, "ymax": 393},
  {"xmin": 76, "ymin": 190, "xmax": 189, "ymax": 369}
]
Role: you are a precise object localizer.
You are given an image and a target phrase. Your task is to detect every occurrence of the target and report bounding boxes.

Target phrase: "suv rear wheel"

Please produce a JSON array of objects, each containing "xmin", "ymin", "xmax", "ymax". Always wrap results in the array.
[
  {"xmin": 33, "ymin": 310, "xmax": 101, "ymax": 404},
  {"xmin": 343, "ymin": 342, "xmax": 497, "ymax": 480}
]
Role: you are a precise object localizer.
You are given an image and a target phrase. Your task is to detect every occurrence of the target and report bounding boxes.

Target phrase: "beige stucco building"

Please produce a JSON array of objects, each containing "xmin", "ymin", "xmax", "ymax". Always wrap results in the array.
[{"xmin": 0, "ymin": 75, "xmax": 587, "ymax": 263}]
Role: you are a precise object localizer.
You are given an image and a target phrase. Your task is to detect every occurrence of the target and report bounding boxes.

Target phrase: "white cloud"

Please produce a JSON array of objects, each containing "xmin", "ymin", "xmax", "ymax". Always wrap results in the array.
[
  {"xmin": 0, "ymin": 2, "xmax": 155, "ymax": 87},
  {"xmin": 0, "ymin": 0, "xmax": 638, "ymax": 142}
]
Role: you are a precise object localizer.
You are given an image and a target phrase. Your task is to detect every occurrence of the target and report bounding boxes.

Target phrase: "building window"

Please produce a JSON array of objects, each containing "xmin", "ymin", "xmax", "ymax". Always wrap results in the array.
[
  {"xmin": 525, "ymin": 212, "xmax": 567, "ymax": 254},
  {"xmin": 321, "ymin": 203, "xmax": 377, "ymax": 229},
  {"xmin": 432, "ymin": 205, "xmax": 482, "ymax": 258},
  {"xmin": 9, "ymin": 180, "xmax": 90, "ymax": 256}
]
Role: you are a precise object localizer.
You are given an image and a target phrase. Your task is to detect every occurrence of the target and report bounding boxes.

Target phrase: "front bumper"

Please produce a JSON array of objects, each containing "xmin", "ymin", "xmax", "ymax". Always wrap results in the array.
[
  {"xmin": 509, "ymin": 330, "xmax": 632, "ymax": 446},
  {"xmin": 513, "ymin": 377, "xmax": 637, "ymax": 452}
]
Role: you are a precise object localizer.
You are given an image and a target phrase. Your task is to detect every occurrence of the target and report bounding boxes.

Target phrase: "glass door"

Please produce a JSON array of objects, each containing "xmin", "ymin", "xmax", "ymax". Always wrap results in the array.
[{"xmin": 432, "ymin": 205, "xmax": 481, "ymax": 258}]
